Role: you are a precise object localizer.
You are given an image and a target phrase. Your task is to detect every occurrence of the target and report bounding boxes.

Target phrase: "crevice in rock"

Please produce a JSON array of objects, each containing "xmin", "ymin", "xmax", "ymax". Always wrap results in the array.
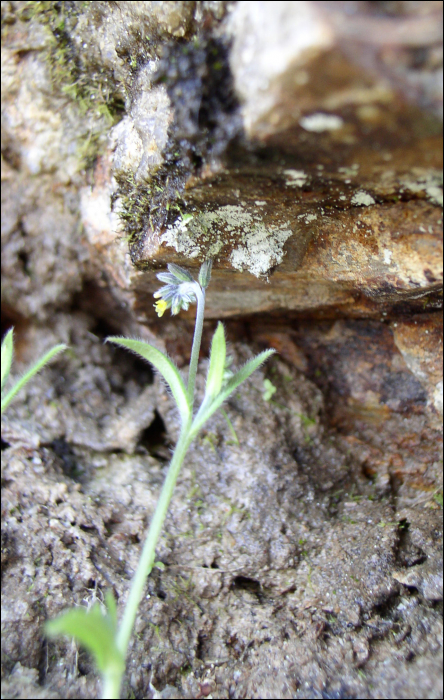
[
  {"xmin": 50, "ymin": 438, "xmax": 82, "ymax": 481},
  {"xmin": 232, "ymin": 575, "xmax": 262, "ymax": 600},
  {"xmin": 137, "ymin": 410, "xmax": 169, "ymax": 460},
  {"xmin": 394, "ymin": 519, "xmax": 428, "ymax": 568}
]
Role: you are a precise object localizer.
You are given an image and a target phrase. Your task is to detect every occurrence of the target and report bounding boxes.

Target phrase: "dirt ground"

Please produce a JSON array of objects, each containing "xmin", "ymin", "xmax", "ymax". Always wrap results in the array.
[{"xmin": 1, "ymin": 311, "xmax": 442, "ymax": 699}]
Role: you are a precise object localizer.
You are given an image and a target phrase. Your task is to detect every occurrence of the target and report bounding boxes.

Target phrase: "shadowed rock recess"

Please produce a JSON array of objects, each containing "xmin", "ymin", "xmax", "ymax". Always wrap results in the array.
[{"xmin": 1, "ymin": 2, "xmax": 442, "ymax": 700}]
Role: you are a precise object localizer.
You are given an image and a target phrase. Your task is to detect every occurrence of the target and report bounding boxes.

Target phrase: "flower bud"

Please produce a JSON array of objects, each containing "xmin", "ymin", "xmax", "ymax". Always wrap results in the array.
[
  {"xmin": 167, "ymin": 263, "xmax": 194, "ymax": 283},
  {"xmin": 198, "ymin": 259, "xmax": 213, "ymax": 289}
]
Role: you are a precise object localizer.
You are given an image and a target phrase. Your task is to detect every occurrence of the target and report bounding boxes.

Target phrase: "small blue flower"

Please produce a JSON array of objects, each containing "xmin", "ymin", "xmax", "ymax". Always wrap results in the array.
[{"xmin": 153, "ymin": 264, "xmax": 198, "ymax": 316}]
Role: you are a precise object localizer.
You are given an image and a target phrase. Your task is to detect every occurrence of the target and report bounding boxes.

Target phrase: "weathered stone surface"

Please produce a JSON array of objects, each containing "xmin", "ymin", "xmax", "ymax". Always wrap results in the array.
[
  {"xmin": 251, "ymin": 314, "xmax": 443, "ymax": 493},
  {"xmin": 87, "ymin": 1, "xmax": 443, "ymax": 319},
  {"xmin": 392, "ymin": 313, "xmax": 443, "ymax": 419},
  {"xmin": 2, "ymin": 1, "xmax": 443, "ymax": 322},
  {"xmin": 83, "ymin": 145, "xmax": 443, "ymax": 322},
  {"xmin": 1, "ymin": 316, "xmax": 442, "ymax": 700},
  {"xmin": 229, "ymin": 0, "xmax": 444, "ymax": 138}
]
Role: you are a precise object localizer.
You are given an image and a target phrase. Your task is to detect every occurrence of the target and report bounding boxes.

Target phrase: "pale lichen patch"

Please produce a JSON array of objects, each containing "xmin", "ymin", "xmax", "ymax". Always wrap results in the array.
[
  {"xmin": 283, "ymin": 169, "xmax": 307, "ymax": 187},
  {"xmin": 338, "ymin": 164, "xmax": 360, "ymax": 178},
  {"xmin": 351, "ymin": 190, "xmax": 376, "ymax": 207},
  {"xmin": 383, "ymin": 249, "xmax": 393, "ymax": 265},
  {"xmin": 297, "ymin": 213, "xmax": 318, "ymax": 224},
  {"xmin": 299, "ymin": 113, "xmax": 344, "ymax": 132},
  {"xmin": 401, "ymin": 170, "xmax": 443, "ymax": 207},
  {"xmin": 229, "ymin": 222, "xmax": 292, "ymax": 277},
  {"xmin": 161, "ymin": 204, "xmax": 292, "ymax": 277}
]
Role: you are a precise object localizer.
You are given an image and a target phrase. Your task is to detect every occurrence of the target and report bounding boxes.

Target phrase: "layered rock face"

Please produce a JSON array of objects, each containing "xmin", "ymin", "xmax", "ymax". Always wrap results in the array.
[
  {"xmin": 75, "ymin": 0, "xmax": 443, "ymax": 432},
  {"xmin": 2, "ymin": 1, "xmax": 442, "ymax": 323},
  {"xmin": 80, "ymin": 1, "xmax": 443, "ymax": 322}
]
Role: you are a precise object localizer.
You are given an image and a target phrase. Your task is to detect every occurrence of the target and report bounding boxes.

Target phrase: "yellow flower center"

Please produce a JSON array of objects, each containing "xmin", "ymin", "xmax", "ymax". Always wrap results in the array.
[{"xmin": 154, "ymin": 299, "xmax": 168, "ymax": 317}]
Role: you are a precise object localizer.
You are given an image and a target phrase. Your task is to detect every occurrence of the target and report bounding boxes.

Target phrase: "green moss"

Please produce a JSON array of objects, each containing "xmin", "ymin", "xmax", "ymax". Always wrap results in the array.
[
  {"xmin": 115, "ymin": 167, "xmax": 189, "ymax": 264},
  {"xmin": 433, "ymin": 492, "xmax": 443, "ymax": 508},
  {"xmin": 15, "ymin": 1, "xmax": 125, "ymax": 169},
  {"xmin": 116, "ymin": 34, "xmax": 241, "ymax": 266}
]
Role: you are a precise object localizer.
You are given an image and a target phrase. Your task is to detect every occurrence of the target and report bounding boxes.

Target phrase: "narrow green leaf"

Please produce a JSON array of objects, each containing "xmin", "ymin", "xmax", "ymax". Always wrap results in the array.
[
  {"xmin": 1, "ymin": 343, "xmax": 67, "ymax": 415},
  {"xmin": 1, "ymin": 328, "xmax": 14, "ymax": 393},
  {"xmin": 191, "ymin": 350, "xmax": 275, "ymax": 437},
  {"xmin": 45, "ymin": 599, "xmax": 124, "ymax": 676},
  {"xmin": 220, "ymin": 408, "xmax": 239, "ymax": 446},
  {"xmin": 104, "ymin": 589, "xmax": 118, "ymax": 628},
  {"xmin": 106, "ymin": 337, "xmax": 190, "ymax": 425},
  {"xmin": 205, "ymin": 322, "xmax": 226, "ymax": 401}
]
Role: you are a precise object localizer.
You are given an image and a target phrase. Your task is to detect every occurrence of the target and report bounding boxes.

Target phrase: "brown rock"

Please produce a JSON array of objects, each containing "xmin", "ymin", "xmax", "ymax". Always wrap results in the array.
[
  {"xmin": 84, "ymin": 2, "xmax": 443, "ymax": 320},
  {"xmin": 392, "ymin": 313, "xmax": 443, "ymax": 419}
]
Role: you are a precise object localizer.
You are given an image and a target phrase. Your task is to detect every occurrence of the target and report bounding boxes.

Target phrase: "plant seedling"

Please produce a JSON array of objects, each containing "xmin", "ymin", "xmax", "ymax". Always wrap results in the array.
[
  {"xmin": 1, "ymin": 328, "xmax": 67, "ymax": 415},
  {"xmin": 262, "ymin": 378, "xmax": 277, "ymax": 401},
  {"xmin": 46, "ymin": 260, "xmax": 275, "ymax": 699}
]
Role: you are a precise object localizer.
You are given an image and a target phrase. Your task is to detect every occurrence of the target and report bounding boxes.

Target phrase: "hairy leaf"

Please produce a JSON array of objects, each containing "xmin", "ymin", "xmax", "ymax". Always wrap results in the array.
[
  {"xmin": 205, "ymin": 322, "xmax": 226, "ymax": 401},
  {"xmin": 191, "ymin": 350, "xmax": 275, "ymax": 437},
  {"xmin": 106, "ymin": 337, "xmax": 190, "ymax": 425},
  {"xmin": 45, "ymin": 593, "xmax": 123, "ymax": 677}
]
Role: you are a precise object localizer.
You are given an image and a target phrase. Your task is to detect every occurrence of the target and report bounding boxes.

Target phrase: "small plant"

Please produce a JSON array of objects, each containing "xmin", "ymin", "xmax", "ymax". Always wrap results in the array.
[
  {"xmin": 262, "ymin": 378, "xmax": 277, "ymax": 401},
  {"xmin": 1, "ymin": 329, "xmax": 66, "ymax": 415},
  {"xmin": 46, "ymin": 260, "xmax": 275, "ymax": 699}
]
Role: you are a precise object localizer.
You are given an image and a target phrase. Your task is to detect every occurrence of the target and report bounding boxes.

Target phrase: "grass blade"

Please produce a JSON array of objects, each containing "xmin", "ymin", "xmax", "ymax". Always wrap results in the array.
[
  {"xmin": 1, "ymin": 343, "xmax": 67, "ymax": 415},
  {"xmin": 1, "ymin": 328, "xmax": 14, "ymax": 393}
]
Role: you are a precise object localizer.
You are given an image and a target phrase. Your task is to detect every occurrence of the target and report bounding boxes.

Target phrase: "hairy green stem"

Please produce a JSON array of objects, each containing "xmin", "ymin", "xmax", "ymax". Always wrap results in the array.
[
  {"xmin": 110, "ymin": 287, "xmax": 206, "ymax": 698},
  {"xmin": 101, "ymin": 275, "xmax": 209, "ymax": 698},
  {"xmin": 115, "ymin": 426, "xmax": 193, "ymax": 662},
  {"xmin": 102, "ymin": 667, "xmax": 124, "ymax": 700},
  {"xmin": 187, "ymin": 283, "xmax": 205, "ymax": 405}
]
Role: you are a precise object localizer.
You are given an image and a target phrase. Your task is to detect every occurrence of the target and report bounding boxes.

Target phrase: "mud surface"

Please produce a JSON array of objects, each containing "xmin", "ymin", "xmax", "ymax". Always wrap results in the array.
[{"xmin": 1, "ymin": 313, "xmax": 442, "ymax": 699}]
